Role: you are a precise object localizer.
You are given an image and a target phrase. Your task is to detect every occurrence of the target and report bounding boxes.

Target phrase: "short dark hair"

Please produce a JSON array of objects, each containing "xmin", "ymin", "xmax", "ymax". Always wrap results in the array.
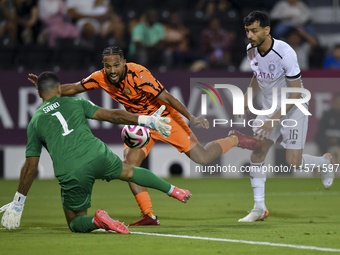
[
  {"xmin": 243, "ymin": 11, "xmax": 270, "ymax": 28},
  {"xmin": 102, "ymin": 46, "xmax": 124, "ymax": 59},
  {"xmin": 37, "ymin": 71, "xmax": 60, "ymax": 95}
]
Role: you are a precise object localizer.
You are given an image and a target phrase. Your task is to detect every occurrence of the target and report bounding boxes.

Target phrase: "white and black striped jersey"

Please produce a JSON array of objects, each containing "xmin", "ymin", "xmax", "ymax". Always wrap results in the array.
[{"xmin": 246, "ymin": 38, "xmax": 302, "ymax": 112}]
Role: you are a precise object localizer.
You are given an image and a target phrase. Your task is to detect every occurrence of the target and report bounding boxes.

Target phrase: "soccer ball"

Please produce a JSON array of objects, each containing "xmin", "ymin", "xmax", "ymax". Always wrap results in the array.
[{"xmin": 121, "ymin": 125, "xmax": 151, "ymax": 149}]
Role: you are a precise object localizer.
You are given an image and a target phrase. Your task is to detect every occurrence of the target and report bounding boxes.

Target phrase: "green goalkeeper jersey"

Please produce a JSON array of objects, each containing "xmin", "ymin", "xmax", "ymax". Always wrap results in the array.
[{"xmin": 26, "ymin": 96, "xmax": 105, "ymax": 181}]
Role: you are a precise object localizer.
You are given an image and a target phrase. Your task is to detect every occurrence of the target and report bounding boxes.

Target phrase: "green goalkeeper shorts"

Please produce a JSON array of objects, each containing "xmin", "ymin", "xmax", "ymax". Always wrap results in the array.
[{"xmin": 59, "ymin": 147, "xmax": 123, "ymax": 211}]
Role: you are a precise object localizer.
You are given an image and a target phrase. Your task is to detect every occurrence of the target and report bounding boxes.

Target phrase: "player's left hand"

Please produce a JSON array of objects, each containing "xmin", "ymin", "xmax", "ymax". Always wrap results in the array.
[
  {"xmin": 144, "ymin": 116, "xmax": 171, "ymax": 138},
  {"xmin": 28, "ymin": 73, "xmax": 38, "ymax": 89},
  {"xmin": 254, "ymin": 119, "xmax": 278, "ymax": 140},
  {"xmin": 0, "ymin": 192, "xmax": 26, "ymax": 230},
  {"xmin": 190, "ymin": 116, "xmax": 209, "ymax": 129}
]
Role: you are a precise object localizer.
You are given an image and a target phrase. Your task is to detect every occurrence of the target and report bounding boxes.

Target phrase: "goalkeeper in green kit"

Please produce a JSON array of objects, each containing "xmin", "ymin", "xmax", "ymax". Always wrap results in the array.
[{"xmin": 0, "ymin": 72, "xmax": 191, "ymax": 234}]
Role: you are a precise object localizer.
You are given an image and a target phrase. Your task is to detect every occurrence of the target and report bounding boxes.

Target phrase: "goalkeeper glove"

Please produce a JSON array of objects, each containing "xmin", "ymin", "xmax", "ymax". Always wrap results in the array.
[
  {"xmin": 138, "ymin": 105, "xmax": 171, "ymax": 138},
  {"xmin": 0, "ymin": 191, "xmax": 26, "ymax": 230},
  {"xmin": 151, "ymin": 105, "xmax": 166, "ymax": 117}
]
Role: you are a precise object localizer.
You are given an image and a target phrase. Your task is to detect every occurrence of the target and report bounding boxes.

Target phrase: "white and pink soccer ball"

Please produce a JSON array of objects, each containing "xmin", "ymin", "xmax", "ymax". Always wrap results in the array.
[{"xmin": 121, "ymin": 125, "xmax": 151, "ymax": 149}]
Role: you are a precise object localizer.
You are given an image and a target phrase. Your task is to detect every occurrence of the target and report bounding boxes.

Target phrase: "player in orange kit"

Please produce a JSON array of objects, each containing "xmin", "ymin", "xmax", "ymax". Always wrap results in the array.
[{"xmin": 28, "ymin": 46, "xmax": 261, "ymax": 226}]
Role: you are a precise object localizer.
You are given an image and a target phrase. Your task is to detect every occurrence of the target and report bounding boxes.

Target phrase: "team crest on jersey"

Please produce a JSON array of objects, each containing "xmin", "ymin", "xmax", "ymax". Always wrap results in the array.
[
  {"xmin": 269, "ymin": 64, "xmax": 276, "ymax": 72},
  {"xmin": 125, "ymin": 88, "xmax": 132, "ymax": 95}
]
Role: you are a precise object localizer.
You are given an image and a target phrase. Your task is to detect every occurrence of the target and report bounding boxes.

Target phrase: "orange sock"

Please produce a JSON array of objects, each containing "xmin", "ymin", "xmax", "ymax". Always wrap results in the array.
[
  {"xmin": 135, "ymin": 191, "xmax": 153, "ymax": 215},
  {"xmin": 215, "ymin": 136, "xmax": 238, "ymax": 155}
]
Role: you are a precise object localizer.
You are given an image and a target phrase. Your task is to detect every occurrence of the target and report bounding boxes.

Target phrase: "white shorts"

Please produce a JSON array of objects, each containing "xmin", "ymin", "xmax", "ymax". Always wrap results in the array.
[{"xmin": 252, "ymin": 105, "xmax": 309, "ymax": 150}]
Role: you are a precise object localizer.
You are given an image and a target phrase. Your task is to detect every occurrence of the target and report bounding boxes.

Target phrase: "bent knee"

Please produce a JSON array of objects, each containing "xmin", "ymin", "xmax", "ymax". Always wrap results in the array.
[{"xmin": 120, "ymin": 163, "xmax": 134, "ymax": 181}]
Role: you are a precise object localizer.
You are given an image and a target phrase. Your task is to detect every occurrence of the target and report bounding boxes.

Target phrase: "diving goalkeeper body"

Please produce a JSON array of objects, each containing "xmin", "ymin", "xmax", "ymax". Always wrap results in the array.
[{"xmin": 0, "ymin": 71, "xmax": 191, "ymax": 233}]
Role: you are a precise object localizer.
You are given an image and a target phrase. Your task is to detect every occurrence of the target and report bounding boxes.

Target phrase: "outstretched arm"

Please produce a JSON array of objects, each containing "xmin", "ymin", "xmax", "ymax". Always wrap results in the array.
[
  {"xmin": 28, "ymin": 74, "xmax": 86, "ymax": 96},
  {"xmin": 92, "ymin": 108, "xmax": 139, "ymax": 124},
  {"xmin": 17, "ymin": 157, "xmax": 40, "ymax": 196},
  {"xmin": 92, "ymin": 107, "xmax": 171, "ymax": 138},
  {"xmin": 157, "ymin": 90, "xmax": 209, "ymax": 129},
  {"xmin": 60, "ymin": 82, "xmax": 87, "ymax": 95}
]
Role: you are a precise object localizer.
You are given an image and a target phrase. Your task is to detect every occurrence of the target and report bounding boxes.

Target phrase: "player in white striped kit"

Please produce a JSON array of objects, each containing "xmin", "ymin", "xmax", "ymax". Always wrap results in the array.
[{"xmin": 239, "ymin": 11, "xmax": 334, "ymax": 222}]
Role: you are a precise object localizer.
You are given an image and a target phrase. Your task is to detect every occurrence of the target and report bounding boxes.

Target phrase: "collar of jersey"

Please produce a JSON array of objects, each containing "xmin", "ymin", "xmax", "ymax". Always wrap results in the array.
[
  {"xmin": 43, "ymin": 96, "xmax": 58, "ymax": 105},
  {"xmin": 257, "ymin": 37, "xmax": 274, "ymax": 58}
]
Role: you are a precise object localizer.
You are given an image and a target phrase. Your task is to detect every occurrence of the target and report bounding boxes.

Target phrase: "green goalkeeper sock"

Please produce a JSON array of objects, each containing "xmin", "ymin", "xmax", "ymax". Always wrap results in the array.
[
  {"xmin": 129, "ymin": 166, "xmax": 171, "ymax": 193},
  {"xmin": 69, "ymin": 215, "xmax": 98, "ymax": 233}
]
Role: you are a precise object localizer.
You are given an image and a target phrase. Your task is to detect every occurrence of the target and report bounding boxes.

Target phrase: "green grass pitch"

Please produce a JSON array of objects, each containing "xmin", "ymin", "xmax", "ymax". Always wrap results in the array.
[{"xmin": 0, "ymin": 177, "xmax": 339, "ymax": 255}]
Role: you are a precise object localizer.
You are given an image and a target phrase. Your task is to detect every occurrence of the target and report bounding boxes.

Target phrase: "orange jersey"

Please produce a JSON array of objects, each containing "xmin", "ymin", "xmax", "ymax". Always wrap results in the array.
[
  {"xmin": 81, "ymin": 63, "xmax": 169, "ymax": 116},
  {"xmin": 123, "ymin": 107, "xmax": 199, "ymax": 156},
  {"xmin": 80, "ymin": 62, "xmax": 198, "ymax": 155}
]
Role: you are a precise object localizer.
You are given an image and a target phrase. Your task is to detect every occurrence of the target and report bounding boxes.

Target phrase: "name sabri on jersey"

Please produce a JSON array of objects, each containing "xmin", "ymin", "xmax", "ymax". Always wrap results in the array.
[{"xmin": 43, "ymin": 102, "xmax": 60, "ymax": 113}]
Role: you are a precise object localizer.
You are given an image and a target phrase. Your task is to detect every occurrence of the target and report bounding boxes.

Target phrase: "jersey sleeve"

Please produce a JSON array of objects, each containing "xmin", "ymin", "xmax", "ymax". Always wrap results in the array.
[
  {"xmin": 25, "ymin": 121, "xmax": 42, "ymax": 157},
  {"xmin": 136, "ymin": 68, "xmax": 164, "ymax": 97},
  {"xmin": 282, "ymin": 48, "xmax": 301, "ymax": 81},
  {"xmin": 80, "ymin": 98, "xmax": 100, "ymax": 119},
  {"xmin": 80, "ymin": 71, "xmax": 102, "ymax": 90}
]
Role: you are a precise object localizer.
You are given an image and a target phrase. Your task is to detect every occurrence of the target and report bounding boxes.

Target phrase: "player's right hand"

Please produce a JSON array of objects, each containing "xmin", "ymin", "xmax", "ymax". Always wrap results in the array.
[
  {"xmin": 140, "ymin": 105, "xmax": 172, "ymax": 138},
  {"xmin": 190, "ymin": 116, "xmax": 209, "ymax": 129},
  {"xmin": 28, "ymin": 73, "xmax": 38, "ymax": 89},
  {"xmin": 0, "ymin": 192, "xmax": 26, "ymax": 230},
  {"xmin": 152, "ymin": 116, "xmax": 172, "ymax": 138}
]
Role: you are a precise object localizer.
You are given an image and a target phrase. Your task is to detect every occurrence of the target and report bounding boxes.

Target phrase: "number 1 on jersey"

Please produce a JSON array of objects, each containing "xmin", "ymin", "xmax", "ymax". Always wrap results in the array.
[{"xmin": 52, "ymin": 112, "xmax": 74, "ymax": 136}]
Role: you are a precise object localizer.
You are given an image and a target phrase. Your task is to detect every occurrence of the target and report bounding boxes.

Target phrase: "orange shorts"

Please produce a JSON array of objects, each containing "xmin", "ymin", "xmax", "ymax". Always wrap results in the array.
[{"xmin": 123, "ymin": 108, "xmax": 199, "ymax": 157}]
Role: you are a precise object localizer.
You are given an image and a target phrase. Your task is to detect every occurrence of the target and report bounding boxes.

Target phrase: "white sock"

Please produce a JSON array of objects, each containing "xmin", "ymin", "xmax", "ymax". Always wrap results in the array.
[
  {"xmin": 167, "ymin": 185, "xmax": 175, "ymax": 196},
  {"xmin": 250, "ymin": 161, "xmax": 266, "ymax": 211},
  {"xmin": 302, "ymin": 154, "xmax": 328, "ymax": 169}
]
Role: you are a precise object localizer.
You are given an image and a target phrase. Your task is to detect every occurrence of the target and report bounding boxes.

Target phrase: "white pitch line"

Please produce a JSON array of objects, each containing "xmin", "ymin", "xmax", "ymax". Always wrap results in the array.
[
  {"xmin": 1, "ymin": 227, "xmax": 339, "ymax": 252},
  {"xmin": 130, "ymin": 232, "xmax": 340, "ymax": 253}
]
